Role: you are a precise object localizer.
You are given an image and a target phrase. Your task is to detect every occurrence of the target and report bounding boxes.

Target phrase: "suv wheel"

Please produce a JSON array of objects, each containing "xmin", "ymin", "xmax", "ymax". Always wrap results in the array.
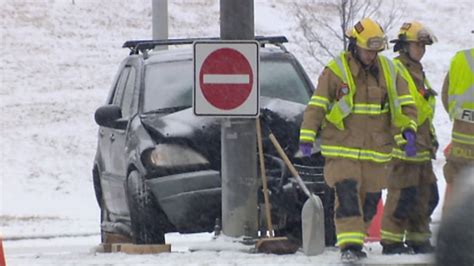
[{"xmin": 126, "ymin": 170, "xmax": 172, "ymax": 244}]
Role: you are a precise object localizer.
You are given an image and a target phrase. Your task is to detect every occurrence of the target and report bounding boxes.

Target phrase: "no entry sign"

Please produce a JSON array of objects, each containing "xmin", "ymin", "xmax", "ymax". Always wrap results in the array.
[{"xmin": 194, "ymin": 41, "xmax": 259, "ymax": 117}]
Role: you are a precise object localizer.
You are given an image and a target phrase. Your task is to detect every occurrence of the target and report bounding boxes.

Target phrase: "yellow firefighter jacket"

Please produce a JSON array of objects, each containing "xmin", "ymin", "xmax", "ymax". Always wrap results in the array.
[
  {"xmin": 392, "ymin": 54, "xmax": 437, "ymax": 162},
  {"xmin": 442, "ymin": 48, "xmax": 474, "ymax": 161},
  {"xmin": 300, "ymin": 52, "xmax": 417, "ymax": 164}
]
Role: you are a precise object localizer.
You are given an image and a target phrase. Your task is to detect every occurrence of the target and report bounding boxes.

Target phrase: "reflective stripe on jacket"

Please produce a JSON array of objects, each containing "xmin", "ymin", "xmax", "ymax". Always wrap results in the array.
[
  {"xmin": 392, "ymin": 56, "xmax": 437, "ymax": 162},
  {"xmin": 300, "ymin": 52, "xmax": 417, "ymax": 163},
  {"xmin": 447, "ymin": 49, "xmax": 474, "ymax": 123},
  {"xmin": 442, "ymin": 49, "xmax": 474, "ymax": 162},
  {"xmin": 324, "ymin": 52, "xmax": 416, "ymax": 132},
  {"xmin": 336, "ymin": 231, "xmax": 365, "ymax": 247},
  {"xmin": 393, "ymin": 58, "xmax": 435, "ymax": 126}
]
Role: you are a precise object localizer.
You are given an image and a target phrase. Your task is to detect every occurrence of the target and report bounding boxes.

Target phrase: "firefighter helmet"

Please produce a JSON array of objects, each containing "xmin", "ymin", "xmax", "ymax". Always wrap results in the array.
[
  {"xmin": 390, "ymin": 21, "xmax": 437, "ymax": 45},
  {"xmin": 346, "ymin": 18, "xmax": 387, "ymax": 51}
]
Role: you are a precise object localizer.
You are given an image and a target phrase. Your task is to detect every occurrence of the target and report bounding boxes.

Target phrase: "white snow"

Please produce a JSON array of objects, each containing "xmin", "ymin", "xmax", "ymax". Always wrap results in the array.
[{"xmin": 1, "ymin": 0, "xmax": 473, "ymax": 265}]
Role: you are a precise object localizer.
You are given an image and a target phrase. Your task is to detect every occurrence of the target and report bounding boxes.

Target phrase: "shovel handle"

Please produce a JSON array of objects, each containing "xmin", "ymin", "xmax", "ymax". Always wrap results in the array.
[
  {"xmin": 256, "ymin": 118, "xmax": 274, "ymax": 237},
  {"xmin": 268, "ymin": 133, "xmax": 313, "ymax": 198}
]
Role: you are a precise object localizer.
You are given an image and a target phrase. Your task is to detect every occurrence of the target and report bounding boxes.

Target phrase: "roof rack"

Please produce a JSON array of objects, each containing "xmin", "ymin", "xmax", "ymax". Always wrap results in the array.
[{"xmin": 123, "ymin": 36, "xmax": 288, "ymax": 55}]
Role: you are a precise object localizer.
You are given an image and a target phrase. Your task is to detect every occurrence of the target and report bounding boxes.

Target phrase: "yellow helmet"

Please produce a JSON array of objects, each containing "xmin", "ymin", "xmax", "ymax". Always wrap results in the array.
[
  {"xmin": 346, "ymin": 18, "xmax": 387, "ymax": 51},
  {"xmin": 390, "ymin": 21, "xmax": 437, "ymax": 45}
]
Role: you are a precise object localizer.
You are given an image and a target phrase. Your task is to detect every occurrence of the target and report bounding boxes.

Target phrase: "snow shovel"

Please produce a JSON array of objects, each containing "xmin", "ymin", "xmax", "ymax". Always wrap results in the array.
[
  {"xmin": 267, "ymin": 132, "xmax": 325, "ymax": 256},
  {"xmin": 254, "ymin": 118, "xmax": 299, "ymax": 255}
]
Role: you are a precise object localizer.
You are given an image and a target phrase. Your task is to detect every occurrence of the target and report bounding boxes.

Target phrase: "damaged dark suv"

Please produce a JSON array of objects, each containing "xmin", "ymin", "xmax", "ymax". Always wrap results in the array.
[{"xmin": 92, "ymin": 36, "xmax": 335, "ymax": 246}]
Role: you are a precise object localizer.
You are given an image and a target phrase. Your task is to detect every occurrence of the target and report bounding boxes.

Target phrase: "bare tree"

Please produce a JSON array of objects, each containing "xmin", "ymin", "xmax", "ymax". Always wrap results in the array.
[{"xmin": 294, "ymin": 0, "xmax": 405, "ymax": 68}]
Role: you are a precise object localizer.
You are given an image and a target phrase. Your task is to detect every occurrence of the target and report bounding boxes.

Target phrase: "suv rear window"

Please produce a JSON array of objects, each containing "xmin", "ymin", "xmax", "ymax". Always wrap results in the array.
[{"xmin": 143, "ymin": 58, "xmax": 310, "ymax": 113}]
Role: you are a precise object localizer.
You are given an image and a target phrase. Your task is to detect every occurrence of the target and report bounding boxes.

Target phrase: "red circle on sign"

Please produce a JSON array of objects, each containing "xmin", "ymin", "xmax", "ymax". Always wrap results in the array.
[{"xmin": 199, "ymin": 48, "xmax": 253, "ymax": 110}]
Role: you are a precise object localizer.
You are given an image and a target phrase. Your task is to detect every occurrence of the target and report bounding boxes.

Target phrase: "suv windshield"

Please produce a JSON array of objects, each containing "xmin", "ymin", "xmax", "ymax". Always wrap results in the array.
[{"xmin": 143, "ymin": 58, "xmax": 310, "ymax": 113}]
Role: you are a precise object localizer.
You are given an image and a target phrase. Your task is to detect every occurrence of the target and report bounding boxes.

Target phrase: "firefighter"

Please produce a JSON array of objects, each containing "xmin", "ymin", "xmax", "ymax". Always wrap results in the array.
[
  {"xmin": 299, "ymin": 18, "xmax": 417, "ymax": 262},
  {"xmin": 380, "ymin": 21, "xmax": 439, "ymax": 255},
  {"xmin": 442, "ymin": 46, "xmax": 474, "ymax": 208}
]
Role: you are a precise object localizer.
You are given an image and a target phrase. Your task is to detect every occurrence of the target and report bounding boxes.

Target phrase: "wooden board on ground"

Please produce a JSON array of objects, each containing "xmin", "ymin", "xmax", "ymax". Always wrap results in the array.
[
  {"xmin": 255, "ymin": 236, "xmax": 299, "ymax": 254},
  {"xmin": 99, "ymin": 243, "xmax": 112, "ymax": 253},
  {"xmin": 111, "ymin": 243, "xmax": 171, "ymax": 254}
]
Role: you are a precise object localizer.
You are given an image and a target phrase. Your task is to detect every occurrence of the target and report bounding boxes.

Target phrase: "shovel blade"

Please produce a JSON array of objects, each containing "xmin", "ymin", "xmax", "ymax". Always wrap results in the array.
[{"xmin": 302, "ymin": 195, "xmax": 325, "ymax": 256}]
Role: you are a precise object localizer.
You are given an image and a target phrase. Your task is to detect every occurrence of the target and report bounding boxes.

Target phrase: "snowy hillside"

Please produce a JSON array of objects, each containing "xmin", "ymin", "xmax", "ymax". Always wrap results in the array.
[{"xmin": 1, "ymin": 0, "xmax": 473, "ymax": 265}]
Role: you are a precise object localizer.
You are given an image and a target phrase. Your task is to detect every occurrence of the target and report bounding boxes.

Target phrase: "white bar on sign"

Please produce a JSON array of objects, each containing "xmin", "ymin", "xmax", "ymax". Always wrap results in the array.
[{"xmin": 203, "ymin": 74, "xmax": 249, "ymax": 84}]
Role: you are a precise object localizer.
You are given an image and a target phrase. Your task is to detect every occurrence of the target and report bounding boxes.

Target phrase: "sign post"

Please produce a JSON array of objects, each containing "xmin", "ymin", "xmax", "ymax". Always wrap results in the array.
[
  {"xmin": 193, "ymin": 40, "xmax": 259, "ymax": 238},
  {"xmin": 189, "ymin": 0, "xmax": 257, "ymax": 239}
]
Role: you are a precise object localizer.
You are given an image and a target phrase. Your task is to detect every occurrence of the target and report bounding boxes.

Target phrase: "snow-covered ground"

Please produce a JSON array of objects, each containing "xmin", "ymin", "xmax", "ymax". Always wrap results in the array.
[{"xmin": 1, "ymin": 0, "xmax": 473, "ymax": 265}]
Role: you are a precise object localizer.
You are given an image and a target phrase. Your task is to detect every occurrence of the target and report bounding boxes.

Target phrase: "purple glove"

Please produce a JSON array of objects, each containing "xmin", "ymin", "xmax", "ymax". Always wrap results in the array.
[
  {"xmin": 403, "ymin": 130, "xmax": 417, "ymax": 157},
  {"xmin": 300, "ymin": 143, "xmax": 313, "ymax": 157}
]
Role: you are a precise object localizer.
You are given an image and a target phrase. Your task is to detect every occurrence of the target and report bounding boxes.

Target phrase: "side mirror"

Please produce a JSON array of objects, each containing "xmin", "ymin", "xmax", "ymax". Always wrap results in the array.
[{"xmin": 94, "ymin": 105, "xmax": 123, "ymax": 128}]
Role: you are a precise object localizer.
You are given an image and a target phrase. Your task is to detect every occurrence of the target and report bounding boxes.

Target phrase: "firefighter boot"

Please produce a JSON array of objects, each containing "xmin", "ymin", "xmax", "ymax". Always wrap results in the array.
[
  {"xmin": 382, "ymin": 242, "xmax": 414, "ymax": 255},
  {"xmin": 406, "ymin": 241, "xmax": 435, "ymax": 254},
  {"xmin": 341, "ymin": 245, "xmax": 367, "ymax": 262}
]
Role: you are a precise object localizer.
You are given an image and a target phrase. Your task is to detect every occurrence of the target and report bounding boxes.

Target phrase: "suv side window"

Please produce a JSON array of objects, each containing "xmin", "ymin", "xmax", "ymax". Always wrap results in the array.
[
  {"xmin": 121, "ymin": 67, "xmax": 136, "ymax": 119},
  {"xmin": 111, "ymin": 66, "xmax": 137, "ymax": 119},
  {"xmin": 110, "ymin": 67, "xmax": 131, "ymax": 105}
]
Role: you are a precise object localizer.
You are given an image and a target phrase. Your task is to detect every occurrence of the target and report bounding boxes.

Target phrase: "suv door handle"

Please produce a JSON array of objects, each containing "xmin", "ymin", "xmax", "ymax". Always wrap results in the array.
[{"xmin": 110, "ymin": 133, "xmax": 115, "ymax": 142}]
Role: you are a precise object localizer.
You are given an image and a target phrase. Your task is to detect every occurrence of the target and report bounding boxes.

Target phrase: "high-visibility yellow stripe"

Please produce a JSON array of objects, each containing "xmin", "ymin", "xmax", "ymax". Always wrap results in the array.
[
  {"xmin": 321, "ymin": 145, "xmax": 391, "ymax": 163},
  {"xmin": 338, "ymin": 232, "xmax": 366, "ymax": 238},
  {"xmin": 308, "ymin": 96, "xmax": 330, "ymax": 110},
  {"xmin": 394, "ymin": 134, "xmax": 407, "ymax": 146},
  {"xmin": 452, "ymin": 131, "xmax": 474, "ymax": 145},
  {"xmin": 402, "ymin": 120, "xmax": 418, "ymax": 132},
  {"xmin": 352, "ymin": 103, "xmax": 389, "ymax": 115},
  {"xmin": 308, "ymin": 102, "xmax": 328, "ymax": 110},
  {"xmin": 394, "ymin": 58, "xmax": 436, "ymax": 126},
  {"xmin": 300, "ymin": 129, "xmax": 316, "ymax": 136},
  {"xmin": 405, "ymin": 231, "xmax": 431, "ymax": 242},
  {"xmin": 430, "ymin": 123, "xmax": 437, "ymax": 141},
  {"xmin": 398, "ymin": 95, "xmax": 416, "ymax": 106},
  {"xmin": 336, "ymin": 232, "xmax": 365, "ymax": 247},
  {"xmin": 392, "ymin": 148, "xmax": 432, "ymax": 162},
  {"xmin": 447, "ymin": 49, "xmax": 474, "ymax": 121},
  {"xmin": 299, "ymin": 129, "xmax": 317, "ymax": 143},
  {"xmin": 381, "ymin": 230, "xmax": 404, "ymax": 243},
  {"xmin": 300, "ymin": 137, "xmax": 314, "ymax": 142},
  {"xmin": 311, "ymin": 95, "xmax": 330, "ymax": 104},
  {"xmin": 337, "ymin": 238, "xmax": 365, "ymax": 247}
]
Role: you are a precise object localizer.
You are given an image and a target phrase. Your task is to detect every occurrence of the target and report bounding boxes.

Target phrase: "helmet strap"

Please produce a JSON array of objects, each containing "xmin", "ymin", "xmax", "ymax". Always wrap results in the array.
[
  {"xmin": 347, "ymin": 37, "xmax": 357, "ymax": 53},
  {"xmin": 401, "ymin": 43, "xmax": 409, "ymax": 54}
]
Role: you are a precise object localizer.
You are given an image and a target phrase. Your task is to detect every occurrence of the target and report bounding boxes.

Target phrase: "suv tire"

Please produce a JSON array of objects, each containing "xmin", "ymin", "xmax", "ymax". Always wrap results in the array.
[{"xmin": 126, "ymin": 170, "xmax": 172, "ymax": 244}]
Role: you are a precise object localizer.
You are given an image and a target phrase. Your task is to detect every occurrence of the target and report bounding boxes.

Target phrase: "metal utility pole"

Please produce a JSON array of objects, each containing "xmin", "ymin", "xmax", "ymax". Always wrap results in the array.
[
  {"xmin": 152, "ymin": 0, "xmax": 168, "ymax": 49},
  {"xmin": 220, "ymin": 0, "xmax": 258, "ymax": 238}
]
